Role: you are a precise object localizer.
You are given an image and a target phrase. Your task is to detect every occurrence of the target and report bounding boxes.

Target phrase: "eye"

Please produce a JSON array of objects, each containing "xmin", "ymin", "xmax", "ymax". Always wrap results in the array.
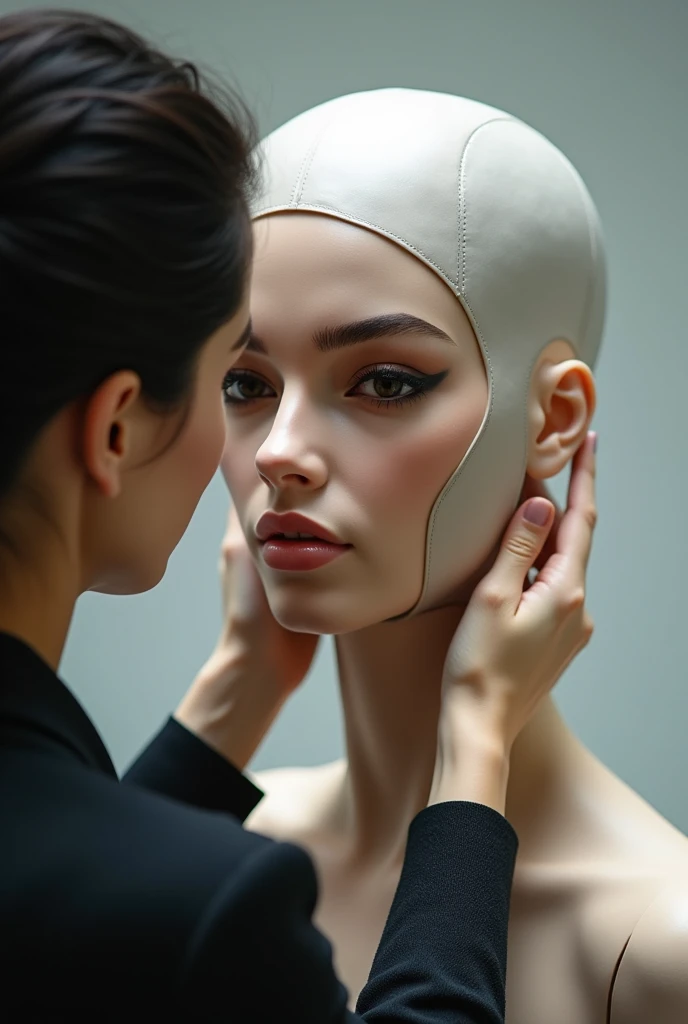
[
  {"xmin": 222, "ymin": 370, "xmax": 275, "ymax": 404},
  {"xmin": 357, "ymin": 374, "xmax": 416, "ymax": 401},
  {"xmin": 346, "ymin": 364, "xmax": 448, "ymax": 409}
]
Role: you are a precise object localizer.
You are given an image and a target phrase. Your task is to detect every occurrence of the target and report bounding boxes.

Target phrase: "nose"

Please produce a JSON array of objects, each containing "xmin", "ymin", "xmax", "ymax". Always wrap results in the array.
[{"xmin": 255, "ymin": 389, "xmax": 328, "ymax": 492}]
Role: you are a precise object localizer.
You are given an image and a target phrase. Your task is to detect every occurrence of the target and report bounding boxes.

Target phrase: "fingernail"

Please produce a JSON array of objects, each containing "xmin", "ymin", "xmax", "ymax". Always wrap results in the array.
[{"xmin": 523, "ymin": 498, "xmax": 551, "ymax": 526}]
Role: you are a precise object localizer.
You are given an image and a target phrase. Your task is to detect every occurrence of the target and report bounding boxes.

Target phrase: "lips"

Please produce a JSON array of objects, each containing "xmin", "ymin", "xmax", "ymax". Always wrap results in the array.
[
  {"xmin": 255, "ymin": 511, "xmax": 344, "ymax": 545},
  {"xmin": 255, "ymin": 512, "xmax": 351, "ymax": 572}
]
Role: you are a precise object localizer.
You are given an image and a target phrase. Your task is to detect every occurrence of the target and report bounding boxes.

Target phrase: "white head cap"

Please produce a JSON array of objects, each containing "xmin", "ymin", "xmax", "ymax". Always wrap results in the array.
[{"xmin": 252, "ymin": 88, "xmax": 606, "ymax": 615}]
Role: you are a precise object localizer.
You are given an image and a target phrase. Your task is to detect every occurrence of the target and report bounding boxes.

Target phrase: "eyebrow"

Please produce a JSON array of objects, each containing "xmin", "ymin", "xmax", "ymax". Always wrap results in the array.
[{"xmin": 246, "ymin": 312, "xmax": 453, "ymax": 355}]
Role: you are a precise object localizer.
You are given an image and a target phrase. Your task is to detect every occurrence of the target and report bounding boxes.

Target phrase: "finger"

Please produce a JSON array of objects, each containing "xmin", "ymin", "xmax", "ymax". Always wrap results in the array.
[
  {"xmin": 521, "ymin": 476, "xmax": 563, "ymax": 573},
  {"xmin": 220, "ymin": 504, "xmax": 253, "ymax": 579},
  {"xmin": 566, "ymin": 431, "xmax": 597, "ymax": 517},
  {"xmin": 556, "ymin": 432, "xmax": 597, "ymax": 577},
  {"xmin": 477, "ymin": 497, "xmax": 555, "ymax": 614},
  {"xmin": 222, "ymin": 503, "xmax": 246, "ymax": 551},
  {"xmin": 226, "ymin": 502, "xmax": 242, "ymax": 536}
]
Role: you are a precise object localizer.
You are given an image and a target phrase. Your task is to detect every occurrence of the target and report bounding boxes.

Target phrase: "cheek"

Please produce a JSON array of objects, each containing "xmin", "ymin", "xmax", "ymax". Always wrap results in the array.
[
  {"xmin": 355, "ymin": 405, "xmax": 485, "ymax": 546},
  {"xmin": 179, "ymin": 398, "xmax": 227, "ymax": 499},
  {"xmin": 220, "ymin": 424, "xmax": 263, "ymax": 509}
]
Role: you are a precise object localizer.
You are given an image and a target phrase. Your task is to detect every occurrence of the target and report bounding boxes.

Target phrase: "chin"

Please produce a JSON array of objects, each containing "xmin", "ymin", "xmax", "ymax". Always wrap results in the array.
[
  {"xmin": 89, "ymin": 559, "xmax": 168, "ymax": 596},
  {"xmin": 267, "ymin": 585, "xmax": 417, "ymax": 636}
]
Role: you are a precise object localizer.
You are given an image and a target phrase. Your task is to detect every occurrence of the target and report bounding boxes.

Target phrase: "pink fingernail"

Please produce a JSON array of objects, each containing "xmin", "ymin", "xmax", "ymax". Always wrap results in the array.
[{"xmin": 523, "ymin": 498, "xmax": 551, "ymax": 526}]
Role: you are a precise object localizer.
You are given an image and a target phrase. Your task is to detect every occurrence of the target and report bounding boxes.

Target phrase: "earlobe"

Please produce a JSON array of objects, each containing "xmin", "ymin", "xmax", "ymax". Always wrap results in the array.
[
  {"xmin": 526, "ymin": 344, "xmax": 596, "ymax": 480},
  {"xmin": 82, "ymin": 372, "xmax": 141, "ymax": 499}
]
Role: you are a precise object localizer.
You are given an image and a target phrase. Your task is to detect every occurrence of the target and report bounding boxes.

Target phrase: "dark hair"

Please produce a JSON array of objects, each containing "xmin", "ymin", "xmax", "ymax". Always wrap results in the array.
[{"xmin": 0, "ymin": 9, "xmax": 257, "ymax": 500}]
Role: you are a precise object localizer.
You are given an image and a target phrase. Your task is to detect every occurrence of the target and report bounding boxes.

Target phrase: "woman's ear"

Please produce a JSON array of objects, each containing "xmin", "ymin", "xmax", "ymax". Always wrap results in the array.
[
  {"xmin": 526, "ymin": 340, "xmax": 596, "ymax": 480},
  {"xmin": 82, "ymin": 371, "xmax": 142, "ymax": 498}
]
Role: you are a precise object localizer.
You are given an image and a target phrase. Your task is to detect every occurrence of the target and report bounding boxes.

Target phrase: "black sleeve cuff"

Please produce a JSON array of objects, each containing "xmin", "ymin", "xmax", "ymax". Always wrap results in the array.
[{"xmin": 121, "ymin": 716, "xmax": 264, "ymax": 823}]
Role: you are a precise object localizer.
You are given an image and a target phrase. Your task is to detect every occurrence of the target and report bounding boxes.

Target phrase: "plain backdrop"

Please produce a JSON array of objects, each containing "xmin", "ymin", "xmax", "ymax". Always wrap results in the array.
[{"xmin": 5, "ymin": 0, "xmax": 686, "ymax": 831}]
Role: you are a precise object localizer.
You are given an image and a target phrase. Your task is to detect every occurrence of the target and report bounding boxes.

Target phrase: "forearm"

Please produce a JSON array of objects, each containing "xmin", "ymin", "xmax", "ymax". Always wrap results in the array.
[
  {"xmin": 358, "ymin": 801, "xmax": 517, "ymax": 1023},
  {"xmin": 174, "ymin": 648, "xmax": 285, "ymax": 772}
]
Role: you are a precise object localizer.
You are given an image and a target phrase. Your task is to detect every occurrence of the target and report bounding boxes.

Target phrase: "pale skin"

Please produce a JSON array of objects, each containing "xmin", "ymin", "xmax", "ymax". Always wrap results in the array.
[{"xmin": 181, "ymin": 215, "xmax": 688, "ymax": 1023}]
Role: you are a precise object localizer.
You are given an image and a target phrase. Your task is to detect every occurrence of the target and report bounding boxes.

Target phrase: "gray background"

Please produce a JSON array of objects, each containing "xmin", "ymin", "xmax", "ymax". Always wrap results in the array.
[{"xmin": 6, "ymin": 0, "xmax": 686, "ymax": 829}]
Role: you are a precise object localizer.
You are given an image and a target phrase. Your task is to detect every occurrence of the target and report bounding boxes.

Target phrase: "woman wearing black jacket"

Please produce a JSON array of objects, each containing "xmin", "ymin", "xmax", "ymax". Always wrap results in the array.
[{"xmin": 0, "ymin": 9, "xmax": 596, "ymax": 1021}]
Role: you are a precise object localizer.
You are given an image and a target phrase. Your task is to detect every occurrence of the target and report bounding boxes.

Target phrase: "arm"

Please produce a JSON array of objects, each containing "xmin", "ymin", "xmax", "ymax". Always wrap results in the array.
[
  {"xmin": 122, "ymin": 714, "xmax": 263, "ymax": 823},
  {"xmin": 122, "ymin": 503, "xmax": 317, "ymax": 818},
  {"xmin": 357, "ymin": 802, "xmax": 517, "ymax": 1023},
  {"xmin": 609, "ymin": 885, "xmax": 688, "ymax": 1024},
  {"xmin": 181, "ymin": 804, "xmax": 516, "ymax": 1024}
]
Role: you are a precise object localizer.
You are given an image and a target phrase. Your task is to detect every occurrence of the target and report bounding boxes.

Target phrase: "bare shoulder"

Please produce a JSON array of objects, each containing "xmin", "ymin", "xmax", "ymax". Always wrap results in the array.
[
  {"xmin": 244, "ymin": 759, "xmax": 347, "ymax": 842},
  {"xmin": 610, "ymin": 881, "xmax": 688, "ymax": 1024}
]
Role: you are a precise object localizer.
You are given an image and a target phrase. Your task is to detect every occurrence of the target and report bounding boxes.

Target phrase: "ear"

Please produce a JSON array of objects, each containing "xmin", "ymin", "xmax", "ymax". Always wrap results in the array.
[
  {"xmin": 82, "ymin": 372, "xmax": 143, "ymax": 499},
  {"xmin": 526, "ymin": 340, "xmax": 596, "ymax": 480}
]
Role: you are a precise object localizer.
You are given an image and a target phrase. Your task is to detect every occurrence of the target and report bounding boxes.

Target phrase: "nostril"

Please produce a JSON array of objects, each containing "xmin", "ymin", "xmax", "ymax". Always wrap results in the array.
[{"xmin": 256, "ymin": 469, "xmax": 310, "ymax": 488}]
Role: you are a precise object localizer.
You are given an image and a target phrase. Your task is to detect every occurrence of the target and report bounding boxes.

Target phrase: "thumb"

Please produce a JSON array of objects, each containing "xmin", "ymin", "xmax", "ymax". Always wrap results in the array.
[
  {"xmin": 222, "ymin": 503, "xmax": 244, "ymax": 549},
  {"xmin": 481, "ymin": 498, "xmax": 555, "ymax": 613}
]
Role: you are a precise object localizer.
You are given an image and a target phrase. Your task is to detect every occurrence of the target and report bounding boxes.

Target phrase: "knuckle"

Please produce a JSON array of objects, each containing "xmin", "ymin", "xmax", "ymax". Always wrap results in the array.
[
  {"xmin": 220, "ymin": 540, "xmax": 240, "ymax": 563},
  {"xmin": 504, "ymin": 533, "xmax": 538, "ymax": 562},
  {"xmin": 477, "ymin": 583, "xmax": 507, "ymax": 612},
  {"xmin": 582, "ymin": 504, "xmax": 598, "ymax": 530},
  {"xmin": 560, "ymin": 587, "xmax": 585, "ymax": 615}
]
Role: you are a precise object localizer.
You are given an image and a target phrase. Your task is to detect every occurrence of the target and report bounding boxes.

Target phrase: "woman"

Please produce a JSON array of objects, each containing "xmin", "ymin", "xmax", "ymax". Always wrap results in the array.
[
  {"xmin": 0, "ymin": 11, "xmax": 597, "ymax": 1021},
  {"xmin": 209, "ymin": 90, "xmax": 688, "ymax": 1023}
]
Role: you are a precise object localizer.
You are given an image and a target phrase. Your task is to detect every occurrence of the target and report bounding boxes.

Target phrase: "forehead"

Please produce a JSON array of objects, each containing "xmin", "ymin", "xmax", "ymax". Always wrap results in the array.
[{"xmin": 251, "ymin": 213, "xmax": 465, "ymax": 336}]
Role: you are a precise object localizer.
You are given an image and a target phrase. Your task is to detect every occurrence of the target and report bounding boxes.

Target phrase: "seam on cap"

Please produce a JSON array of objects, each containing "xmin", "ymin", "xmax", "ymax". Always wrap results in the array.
[
  {"xmin": 290, "ymin": 111, "xmax": 333, "ymax": 207},
  {"xmin": 417, "ymin": 118, "xmax": 510, "ymax": 607},
  {"xmin": 254, "ymin": 201, "xmax": 454, "ymax": 285}
]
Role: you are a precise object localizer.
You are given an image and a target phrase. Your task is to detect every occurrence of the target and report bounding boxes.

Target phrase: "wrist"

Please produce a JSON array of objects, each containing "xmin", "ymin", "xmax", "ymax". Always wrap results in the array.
[
  {"xmin": 175, "ymin": 648, "xmax": 284, "ymax": 771},
  {"xmin": 440, "ymin": 685, "xmax": 513, "ymax": 758},
  {"xmin": 430, "ymin": 688, "xmax": 512, "ymax": 815},
  {"xmin": 429, "ymin": 738, "xmax": 510, "ymax": 812}
]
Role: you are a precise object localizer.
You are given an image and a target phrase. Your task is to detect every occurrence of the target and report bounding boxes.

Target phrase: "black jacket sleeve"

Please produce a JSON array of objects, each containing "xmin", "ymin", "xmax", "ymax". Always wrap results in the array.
[
  {"xmin": 122, "ymin": 716, "xmax": 262, "ymax": 824},
  {"xmin": 356, "ymin": 802, "xmax": 516, "ymax": 1022},
  {"xmin": 181, "ymin": 802, "xmax": 517, "ymax": 1024}
]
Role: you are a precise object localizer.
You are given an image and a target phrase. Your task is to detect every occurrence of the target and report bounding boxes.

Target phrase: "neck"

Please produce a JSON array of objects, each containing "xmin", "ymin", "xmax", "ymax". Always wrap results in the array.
[
  {"xmin": 334, "ymin": 606, "xmax": 589, "ymax": 867},
  {"xmin": 0, "ymin": 516, "xmax": 79, "ymax": 670}
]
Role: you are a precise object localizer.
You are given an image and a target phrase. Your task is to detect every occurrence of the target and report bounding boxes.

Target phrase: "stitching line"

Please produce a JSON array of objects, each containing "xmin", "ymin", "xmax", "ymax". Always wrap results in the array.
[
  {"xmin": 419, "ymin": 119, "xmax": 512, "ymax": 606},
  {"xmin": 289, "ymin": 111, "xmax": 334, "ymax": 207},
  {"xmin": 253, "ymin": 202, "xmax": 453, "ymax": 283}
]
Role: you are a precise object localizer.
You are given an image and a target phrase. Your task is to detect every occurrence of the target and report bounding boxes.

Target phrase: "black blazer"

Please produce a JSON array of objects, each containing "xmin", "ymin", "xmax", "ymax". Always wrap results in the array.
[{"xmin": 0, "ymin": 632, "xmax": 517, "ymax": 1022}]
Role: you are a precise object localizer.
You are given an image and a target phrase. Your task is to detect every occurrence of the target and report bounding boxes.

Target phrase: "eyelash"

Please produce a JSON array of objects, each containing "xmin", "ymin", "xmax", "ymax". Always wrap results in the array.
[
  {"xmin": 346, "ymin": 365, "xmax": 445, "ymax": 409},
  {"xmin": 222, "ymin": 364, "xmax": 448, "ymax": 410}
]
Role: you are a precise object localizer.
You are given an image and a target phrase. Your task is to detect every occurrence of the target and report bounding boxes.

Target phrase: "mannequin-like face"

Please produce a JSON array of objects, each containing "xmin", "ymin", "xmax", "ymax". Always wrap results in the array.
[{"xmin": 221, "ymin": 214, "xmax": 488, "ymax": 633}]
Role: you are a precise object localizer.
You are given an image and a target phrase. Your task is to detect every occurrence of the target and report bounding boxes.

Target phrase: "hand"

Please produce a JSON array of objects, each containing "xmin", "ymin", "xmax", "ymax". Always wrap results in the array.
[
  {"xmin": 209, "ymin": 504, "xmax": 320, "ymax": 697},
  {"xmin": 430, "ymin": 432, "xmax": 597, "ymax": 812},
  {"xmin": 518, "ymin": 473, "xmax": 563, "ymax": 576},
  {"xmin": 175, "ymin": 505, "xmax": 319, "ymax": 769}
]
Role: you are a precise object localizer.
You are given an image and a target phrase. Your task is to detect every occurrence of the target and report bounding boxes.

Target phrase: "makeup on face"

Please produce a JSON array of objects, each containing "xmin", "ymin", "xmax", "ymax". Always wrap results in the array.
[
  {"xmin": 256, "ymin": 511, "xmax": 352, "ymax": 572},
  {"xmin": 220, "ymin": 214, "xmax": 488, "ymax": 631},
  {"xmin": 222, "ymin": 319, "xmax": 457, "ymax": 578}
]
